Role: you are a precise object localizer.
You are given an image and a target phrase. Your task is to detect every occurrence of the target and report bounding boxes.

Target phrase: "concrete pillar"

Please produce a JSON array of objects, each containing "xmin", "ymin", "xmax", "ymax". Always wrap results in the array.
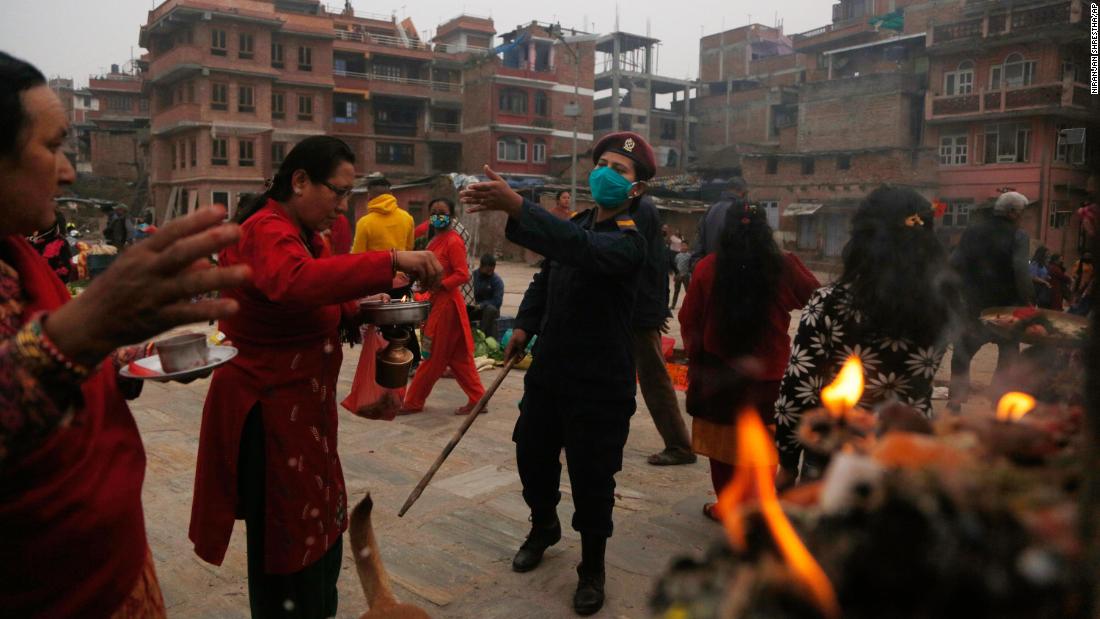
[{"xmin": 611, "ymin": 34, "xmax": 621, "ymax": 131}]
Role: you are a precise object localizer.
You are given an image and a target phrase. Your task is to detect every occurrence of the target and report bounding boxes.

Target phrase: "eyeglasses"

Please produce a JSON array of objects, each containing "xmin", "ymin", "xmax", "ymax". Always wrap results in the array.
[{"xmin": 321, "ymin": 181, "xmax": 354, "ymax": 199}]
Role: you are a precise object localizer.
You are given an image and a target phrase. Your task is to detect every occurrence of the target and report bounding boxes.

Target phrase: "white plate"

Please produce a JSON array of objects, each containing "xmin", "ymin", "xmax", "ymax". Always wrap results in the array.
[{"xmin": 119, "ymin": 345, "xmax": 238, "ymax": 382}]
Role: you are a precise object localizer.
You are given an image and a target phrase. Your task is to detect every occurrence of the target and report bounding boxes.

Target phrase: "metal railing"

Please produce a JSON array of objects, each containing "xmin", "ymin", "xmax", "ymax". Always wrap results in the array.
[
  {"xmin": 333, "ymin": 69, "xmax": 461, "ymax": 92},
  {"xmin": 429, "ymin": 122, "xmax": 460, "ymax": 132},
  {"xmin": 324, "ymin": 4, "xmax": 392, "ymax": 22},
  {"xmin": 332, "ymin": 29, "xmax": 432, "ymax": 51}
]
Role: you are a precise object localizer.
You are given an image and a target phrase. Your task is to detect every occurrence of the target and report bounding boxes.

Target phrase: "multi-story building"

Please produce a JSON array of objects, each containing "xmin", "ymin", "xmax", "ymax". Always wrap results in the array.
[
  {"xmin": 86, "ymin": 64, "xmax": 150, "ymax": 183},
  {"xmin": 140, "ymin": 0, "xmax": 335, "ymax": 220},
  {"xmin": 456, "ymin": 21, "xmax": 595, "ymax": 181},
  {"xmin": 594, "ymin": 31, "xmax": 697, "ymax": 177},
  {"xmin": 48, "ymin": 77, "xmax": 97, "ymax": 174},
  {"xmin": 924, "ymin": 0, "xmax": 1098, "ymax": 257}
]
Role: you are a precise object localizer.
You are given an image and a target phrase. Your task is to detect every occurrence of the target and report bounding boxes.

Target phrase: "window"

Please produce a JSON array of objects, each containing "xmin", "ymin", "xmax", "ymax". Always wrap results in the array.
[
  {"xmin": 239, "ymin": 33, "xmax": 254, "ymax": 59},
  {"xmin": 272, "ymin": 92, "xmax": 285, "ymax": 119},
  {"xmin": 189, "ymin": 139, "xmax": 197, "ymax": 167},
  {"xmin": 1049, "ymin": 201, "xmax": 1072, "ymax": 229},
  {"xmin": 1055, "ymin": 125, "xmax": 1086, "ymax": 164},
  {"xmin": 238, "ymin": 85, "xmax": 255, "ymax": 112},
  {"xmin": 272, "ymin": 142, "xmax": 287, "ymax": 166},
  {"xmin": 178, "ymin": 141, "xmax": 187, "ymax": 169},
  {"xmin": 983, "ymin": 123, "xmax": 1030, "ymax": 163},
  {"xmin": 759, "ymin": 200, "xmax": 780, "ymax": 229},
  {"xmin": 298, "ymin": 46, "xmax": 312, "ymax": 71},
  {"xmin": 497, "ymin": 136, "xmax": 527, "ymax": 162},
  {"xmin": 211, "ymin": 29, "xmax": 227, "ymax": 56},
  {"xmin": 376, "ymin": 142, "xmax": 414, "ymax": 165},
  {"xmin": 498, "ymin": 89, "xmax": 527, "ymax": 114},
  {"xmin": 373, "ymin": 63, "xmax": 402, "ymax": 79},
  {"xmin": 297, "ymin": 94, "xmax": 313, "ymax": 120},
  {"xmin": 941, "ymin": 200, "xmax": 972, "ymax": 228},
  {"xmin": 533, "ymin": 139, "xmax": 546, "ymax": 163},
  {"xmin": 534, "ymin": 91, "xmax": 549, "ymax": 117},
  {"xmin": 334, "ymin": 98, "xmax": 358, "ymax": 123},
  {"xmin": 171, "ymin": 141, "xmax": 177, "ymax": 169},
  {"xmin": 990, "ymin": 53, "xmax": 1036, "ymax": 89},
  {"xmin": 271, "ymin": 42, "xmax": 284, "ymax": 68},
  {"xmin": 211, "ymin": 138, "xmax": 228, "ymax": 165},
  {"xmin": 106, "ymin": 95, "xmax": 131, "ymax": 112},
  {"xmin": 836, "ymin": 154, "xmax": 851, "ymax": 170},
  {"xmin": 765, "ymin": 156, "xmax": 778, "ymax": 175},
  {"xmin": 801, "ymin": 157, "xmax": 815, "ymax": 175},
  {"xmin": 239, "ymin": 140, "xmax": 255, "ymax": 166},
  {"xmin": 1062, "ymin": 60, "xmax": 1078, "ymax": 82},
  {"xmin": 212, "ymin": 191, "xmax": 229, "ymax": 210},
  {"xmin": 186, "ymin": 81, "xmax": 195, "ymax": 103},
  {"xmin": 939, "ymin": 133, "xmax": 968, "ymax": 165},
  {"xmin": 944, "ymin": 60, "xmax": 974, "ymax": 95},
  {"xmin": 660, "ymin": 119, "xmax": 677, "ymax": 140},
  {"xmin": 211, "ymin": 83, "xmax": 228, "ymax": 110}
]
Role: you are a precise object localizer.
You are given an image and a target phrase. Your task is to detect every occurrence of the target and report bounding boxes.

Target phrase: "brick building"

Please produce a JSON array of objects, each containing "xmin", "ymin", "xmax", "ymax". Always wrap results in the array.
[
  {"xmin": 86, "ymin": 65, "xmax": 150, "ymax": 183},
  {"xmin": 923, "ymin": 0, "xmax": 1098, "ymax": 258},
  {"xmin": 594, "ymin": 32, "xmax": 697, "ymax": 176}
]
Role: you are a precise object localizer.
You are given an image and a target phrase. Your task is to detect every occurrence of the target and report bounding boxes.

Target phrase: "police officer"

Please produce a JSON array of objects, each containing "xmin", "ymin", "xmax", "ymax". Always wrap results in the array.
[{"xmin": 460, "ymin": 133, "xmax": 656, "ymax": 615}]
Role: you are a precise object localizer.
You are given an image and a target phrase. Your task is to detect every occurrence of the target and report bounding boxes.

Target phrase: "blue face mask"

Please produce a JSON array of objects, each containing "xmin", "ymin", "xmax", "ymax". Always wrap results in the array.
[
  {"xmin": 430, "ymin": 213, "xmax": 451, "ymax": 229},
  {"xmin": 588, "ymin": 166, "xmax": 635, "ymax": 208}
]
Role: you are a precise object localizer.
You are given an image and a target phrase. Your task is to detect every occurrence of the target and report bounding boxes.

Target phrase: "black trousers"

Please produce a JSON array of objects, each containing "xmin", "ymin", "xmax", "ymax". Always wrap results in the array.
[
  {"xmin": 513, "ymin": 385, "xmax": 634, "ymax": 538},
  {"xmin": 468, "ymin": 302, "xmax": 500, "ymax": 339},
  {"xmin": 949, "ymin": 321, "xmax": 1019, "ymax": 404},
  {"xmin": 239, "ymin": 405, "xmax": 343, "ymax": 619}
]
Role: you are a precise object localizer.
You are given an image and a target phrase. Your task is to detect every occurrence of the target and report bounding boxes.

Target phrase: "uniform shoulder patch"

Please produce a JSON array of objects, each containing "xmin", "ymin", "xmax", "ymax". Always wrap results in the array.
[
  {"xmin": 569, "ymin": 210, "xmax": 581, "ymax": 219},
  {"xmin": 615, "ymin": 216, "xmax": 637, "ymax": 230}
]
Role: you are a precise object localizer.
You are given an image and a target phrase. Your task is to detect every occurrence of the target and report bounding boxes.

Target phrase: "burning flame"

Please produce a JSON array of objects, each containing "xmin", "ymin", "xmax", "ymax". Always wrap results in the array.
[
  {"xmin": 716, "ymin": 409, "xmax": 841, "ymax": 619},
  {"xmin": 996, "ymin": 391, "xmax": 1035, "ymax": 422},
  {"xmin": 820, "ymin": 356, "xmax": 864, "ymax": 419}
]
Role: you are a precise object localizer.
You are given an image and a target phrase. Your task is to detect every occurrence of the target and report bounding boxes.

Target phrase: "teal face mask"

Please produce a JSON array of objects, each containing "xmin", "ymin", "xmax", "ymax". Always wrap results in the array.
[
  {"xmin": 430, "ymin": 213, "xmax": 451, "ymax": 229},
  {"xmin": 588, "ymin": 166, "xmax": 634, "ymax": 208}
]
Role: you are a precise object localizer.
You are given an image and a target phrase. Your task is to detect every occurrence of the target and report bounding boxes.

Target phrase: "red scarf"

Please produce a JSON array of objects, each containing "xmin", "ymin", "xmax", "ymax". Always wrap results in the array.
[{"xmin": 0, "ymin": 236, "xmax": 148, "ymax": 619}]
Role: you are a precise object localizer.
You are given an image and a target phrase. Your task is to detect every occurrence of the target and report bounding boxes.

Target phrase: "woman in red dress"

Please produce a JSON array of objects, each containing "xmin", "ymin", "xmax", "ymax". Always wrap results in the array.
[
  {"xmin": 401, "ymin": 198, "xmax": 486, "ymax": 414},
  {"xmin": 678, "ymin": 202, "xmax": 819, "ymax": 520},
  {"xmin": 0, "ymin": 52, "xmax": 249, "ymax": 619},
  {"xmin": 189, "ymin": 137, "xmax": 441, "ymax": 618}
]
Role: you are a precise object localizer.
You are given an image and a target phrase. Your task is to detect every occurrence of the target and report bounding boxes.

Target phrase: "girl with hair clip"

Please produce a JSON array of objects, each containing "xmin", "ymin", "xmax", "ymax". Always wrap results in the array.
[
  {"xmin": 678, "ymin": 201, "xmax": 820, "ymax": 520},
  {"xmin": 401, "ymin": 197, "xmax": 486, "ymax": 415},
  {"xmin": 773, "ymin": 186, "xmax": 961, "ymax": 488},
  {"xmin": 190, "ymin": 136, "xmax": 442, "ymax": 618}
]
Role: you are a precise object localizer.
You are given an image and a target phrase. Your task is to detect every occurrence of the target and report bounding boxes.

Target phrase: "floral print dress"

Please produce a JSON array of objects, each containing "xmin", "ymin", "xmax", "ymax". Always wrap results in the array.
[{"xmin": 774, "ymin": 283, "xmax": 945, "ymax": 472}]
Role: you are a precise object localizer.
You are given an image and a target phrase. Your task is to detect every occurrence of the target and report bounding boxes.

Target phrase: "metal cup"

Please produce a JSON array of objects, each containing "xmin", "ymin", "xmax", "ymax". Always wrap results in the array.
[{"xmin": 156, "ymin": 332, "xmax": 210, "ymax": 373}]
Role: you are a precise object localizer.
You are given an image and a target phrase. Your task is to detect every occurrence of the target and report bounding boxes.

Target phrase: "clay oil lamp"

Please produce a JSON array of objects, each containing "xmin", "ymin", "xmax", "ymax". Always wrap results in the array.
[
  {"xmin": 981, "ymin": 391, "xmax": 1058, "ymax": 464},
  {"xmin": 716, "ymin": 408, "xmax": 841, "ymax": 619},
  {"xmin": 797, "ymin": 356, "xmax": 877, "ymax": 458}
]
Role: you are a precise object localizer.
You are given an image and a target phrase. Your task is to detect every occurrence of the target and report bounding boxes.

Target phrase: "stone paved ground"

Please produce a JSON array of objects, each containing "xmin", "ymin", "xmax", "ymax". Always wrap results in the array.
[{"xmin": 133, "ymin": 261, "xmax": 1000, "ymax": 618}]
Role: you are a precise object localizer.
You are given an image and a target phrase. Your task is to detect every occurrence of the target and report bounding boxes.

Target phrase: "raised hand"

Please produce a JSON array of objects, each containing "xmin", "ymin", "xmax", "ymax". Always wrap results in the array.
[
  {"xmin": 395, "ymin": 251, "xmax": 443, "ymax": 291},
  {"xmin": 46, "ymin": 205, "xmax": 251, "ymax": 366},
  {"xmin": 459, "ymin": 166, "xmax": 524, "ymax": 218}
]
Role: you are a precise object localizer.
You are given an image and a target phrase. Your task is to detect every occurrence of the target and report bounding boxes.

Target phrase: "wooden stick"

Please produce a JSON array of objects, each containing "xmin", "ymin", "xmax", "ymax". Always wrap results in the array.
[{"xmin": 398, "ymin": 355, "xmax": 518, "ymax": 517}]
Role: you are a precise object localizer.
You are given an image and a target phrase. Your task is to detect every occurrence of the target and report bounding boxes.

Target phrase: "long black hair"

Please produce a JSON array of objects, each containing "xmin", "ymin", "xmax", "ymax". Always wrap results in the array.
[
  {"xmin": 0, "ymin": 51, "xmax": 47, "ymax": 160},
  {"xmin": 712, "ymin": 201, "xmax": 784, "ymax": 357},
  {"xmin": 839, "ymin": 185, "xmax": 960, "ymax": 347},
  {"xmin": 234, "ymin": 135, "xmax": 355, "ymax": 224}
]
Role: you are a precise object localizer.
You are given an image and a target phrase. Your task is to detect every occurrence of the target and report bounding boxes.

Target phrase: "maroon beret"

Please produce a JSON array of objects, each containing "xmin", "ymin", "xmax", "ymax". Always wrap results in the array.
[{"xmin": 592, "ymin": 131, "xmax": 657, "ymax": 181}]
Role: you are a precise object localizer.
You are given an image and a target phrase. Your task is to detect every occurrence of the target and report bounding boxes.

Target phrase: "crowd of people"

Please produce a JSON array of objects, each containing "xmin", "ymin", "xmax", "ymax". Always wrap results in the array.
[{"xmin": 3, "ymin": 47, "xmax": 1099, "ymax": 619}]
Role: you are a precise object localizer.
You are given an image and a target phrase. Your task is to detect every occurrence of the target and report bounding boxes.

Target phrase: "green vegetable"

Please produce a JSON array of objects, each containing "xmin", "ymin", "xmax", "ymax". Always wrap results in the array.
[{"xmin": 485, "ymin": 337, "xmax": 499, "ymax": 352}]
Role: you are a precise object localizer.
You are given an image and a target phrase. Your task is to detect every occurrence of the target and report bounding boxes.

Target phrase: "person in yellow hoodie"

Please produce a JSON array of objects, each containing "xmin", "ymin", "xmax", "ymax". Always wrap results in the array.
[
  {"xmin": 352, "ymin": 175, "xmax": 423, "ymax": 368},
  {"xmin": 352, "ymin": 176, "xmax": 415, "ymax": 253}
]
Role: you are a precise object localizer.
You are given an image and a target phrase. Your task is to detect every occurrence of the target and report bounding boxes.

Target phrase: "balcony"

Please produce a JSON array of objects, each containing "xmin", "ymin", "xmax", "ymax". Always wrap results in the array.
[
  {"xmin": 496, "ymin": 64, "xmax": 557, "ymax": 81},
  {"xmin": 929, "ymin": 1, "xmax": 1082, "ymax": 51},
  {"xmin": 333, "ymin": 29, "xmax": 435, "ymax": 60},
  {"xmin": 373, "ymin": 122, "xmax": 419, "ymax": 137},
  {"xmin": 334, "ymin": 69, "xmax": 461, "ymax": 100},
  {"xmin": 926, "ymin": 78, "xmax": 1099, "ymax": 122}
]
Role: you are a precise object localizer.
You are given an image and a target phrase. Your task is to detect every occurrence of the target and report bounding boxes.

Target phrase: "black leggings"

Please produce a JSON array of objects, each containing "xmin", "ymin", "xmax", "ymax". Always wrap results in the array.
[{"xmin": 238, "ymin": 405, "xmax": 343, "ymax": 619}]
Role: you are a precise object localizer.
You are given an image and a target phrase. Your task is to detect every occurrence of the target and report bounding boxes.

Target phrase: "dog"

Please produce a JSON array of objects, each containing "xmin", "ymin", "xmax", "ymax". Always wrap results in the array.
[{"xmin": 349, "ymin": 494, "xmax": 432, "ymax": 619}]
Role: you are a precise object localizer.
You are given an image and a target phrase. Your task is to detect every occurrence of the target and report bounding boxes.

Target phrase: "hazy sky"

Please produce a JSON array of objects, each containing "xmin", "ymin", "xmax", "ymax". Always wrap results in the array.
[{"xmin": 1, "ymin": 0, "xmax": 832, "ymax": 87}]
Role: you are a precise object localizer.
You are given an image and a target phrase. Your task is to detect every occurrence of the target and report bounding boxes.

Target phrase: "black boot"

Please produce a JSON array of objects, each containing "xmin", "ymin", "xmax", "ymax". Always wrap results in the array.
[
  {"xmin": 573, "ymin": 534, "xmax": 606, "ymax": 615},
  {"xmin": 573, "ymin": 563, "xmax": 606, "ymax": 616},
  {"xmin": 512, "ymin": 515, "xmax": 561, "ymax": 573}
]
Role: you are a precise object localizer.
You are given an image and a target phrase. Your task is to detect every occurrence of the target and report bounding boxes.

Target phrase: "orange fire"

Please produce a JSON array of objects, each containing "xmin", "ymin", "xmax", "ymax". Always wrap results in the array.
[
  {"xmin": 821, "ymin": 356, "xmax": 864, "ymax": 419},
  {"xmin": 716, "ymin": 409, "xmax": 841, "ymax": 619},
  {"xmin": 996, "ymin": 391, "xmax": 1035, "ymax": 422}
]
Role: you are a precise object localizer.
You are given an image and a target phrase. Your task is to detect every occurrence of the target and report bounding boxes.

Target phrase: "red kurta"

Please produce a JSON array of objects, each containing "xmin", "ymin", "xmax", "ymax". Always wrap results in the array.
[
  {"xmin": 0, "ymin": 237, "xmax": 147, "ymax": 618},
  {"xmin": 679, "ymin": 252, "xmax": 820, "ymax": 381},
  {"xmin": 403, "ymin": 229, "xmax": 484, "ymax": 409},
  {"xmin": 190, "ymin": 201, "xmax": 392, "ymax": 574}
]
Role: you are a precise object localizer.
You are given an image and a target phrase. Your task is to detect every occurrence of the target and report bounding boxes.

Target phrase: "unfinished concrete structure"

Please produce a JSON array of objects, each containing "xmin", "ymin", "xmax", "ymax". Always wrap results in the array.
[{"xmin": 593, "ymin": 31, "xmax": 697, "ymax": 177}]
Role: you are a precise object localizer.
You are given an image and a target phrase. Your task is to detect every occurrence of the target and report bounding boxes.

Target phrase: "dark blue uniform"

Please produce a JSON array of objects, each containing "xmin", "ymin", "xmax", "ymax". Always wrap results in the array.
[{"xmin": 507, "ymin": 198, "xmax": 646, "ymax": 538}]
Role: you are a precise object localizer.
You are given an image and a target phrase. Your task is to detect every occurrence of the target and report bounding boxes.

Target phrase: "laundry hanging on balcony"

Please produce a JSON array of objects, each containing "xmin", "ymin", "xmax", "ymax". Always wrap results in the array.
[{"xmin": 868, "ymin": 10, "xmax": 904, "ymax": 32}]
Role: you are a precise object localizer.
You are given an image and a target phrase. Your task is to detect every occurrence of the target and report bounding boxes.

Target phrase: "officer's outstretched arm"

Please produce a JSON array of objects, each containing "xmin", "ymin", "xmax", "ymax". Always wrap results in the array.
[{"xmin": 505, "ymin": 200, "xmax": 646, "ymax": 275}]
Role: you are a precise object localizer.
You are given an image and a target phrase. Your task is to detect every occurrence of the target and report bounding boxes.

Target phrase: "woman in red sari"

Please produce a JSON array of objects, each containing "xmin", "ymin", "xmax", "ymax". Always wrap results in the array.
[
  {"xmin": 401, "ymin": 198, "xmax": 486, "ymax": 414},
  {"xmin": 189, "ymin": 137, "xmax": 442, "ymax": 618},
  {"xmin": 0, "ymin": 52, "xmax": 249, "ymax": 618},
  {"xmin": 678, "ymin": 202, "xmax": 819, "ymax": 521}
]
